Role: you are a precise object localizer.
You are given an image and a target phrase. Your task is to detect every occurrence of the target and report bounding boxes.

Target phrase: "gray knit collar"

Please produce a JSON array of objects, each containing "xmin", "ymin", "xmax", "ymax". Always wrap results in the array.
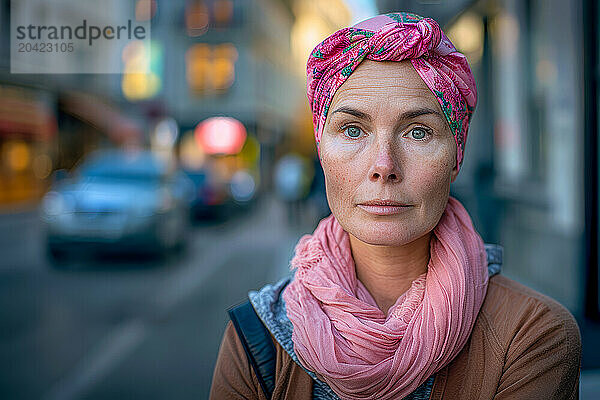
[{"xmin": 249, "ymin": 244, "xmax": 503, "ymax": 399}]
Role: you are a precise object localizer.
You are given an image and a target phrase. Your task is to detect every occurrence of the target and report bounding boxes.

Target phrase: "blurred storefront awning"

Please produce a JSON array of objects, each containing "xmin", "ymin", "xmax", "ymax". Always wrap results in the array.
[
  {"xmin": 0, "ymin": 85, "xmax": 57, "ymax": 140},
  {"xmin": 61, "ymin": 92, "xmax": 142, "ymax": 145}
]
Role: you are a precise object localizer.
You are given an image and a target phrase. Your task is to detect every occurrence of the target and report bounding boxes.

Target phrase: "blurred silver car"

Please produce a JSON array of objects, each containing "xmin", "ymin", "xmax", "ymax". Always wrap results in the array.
[{"xmin": 42, "ymin": 149, "xmax": 192, "ymax": 261}]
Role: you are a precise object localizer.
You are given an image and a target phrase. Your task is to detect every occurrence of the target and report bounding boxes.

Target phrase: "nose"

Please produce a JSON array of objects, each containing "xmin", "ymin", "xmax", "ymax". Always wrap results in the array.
[{"xmin": 368, "ymin": 142, "xmax": 401, "ymax": 183}]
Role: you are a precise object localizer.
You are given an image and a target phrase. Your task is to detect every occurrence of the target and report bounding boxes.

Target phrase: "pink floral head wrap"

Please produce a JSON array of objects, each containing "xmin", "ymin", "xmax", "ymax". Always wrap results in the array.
[{"xmin": 307, "ymin": 12, "xmax": 477, "ymax": 172}]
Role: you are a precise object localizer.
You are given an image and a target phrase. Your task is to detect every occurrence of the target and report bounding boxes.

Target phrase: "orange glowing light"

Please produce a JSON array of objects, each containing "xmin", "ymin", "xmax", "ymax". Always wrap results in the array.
[
  {"xmin": 213, "ymin": 0, "xmax": 233, "ymax": 25},
  {"xmin": 186, "ymin": 2, "xmax": 209, "ymax": 37}
]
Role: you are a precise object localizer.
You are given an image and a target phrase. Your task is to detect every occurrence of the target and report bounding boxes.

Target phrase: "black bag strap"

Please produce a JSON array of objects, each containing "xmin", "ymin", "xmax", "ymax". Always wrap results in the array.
[{"xmin": 228, "ymin": 300, "xmax": 276, "ymax": 398}]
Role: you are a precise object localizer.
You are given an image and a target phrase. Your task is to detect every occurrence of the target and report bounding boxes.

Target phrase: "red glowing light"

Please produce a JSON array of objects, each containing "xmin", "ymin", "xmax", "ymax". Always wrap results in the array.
[{"xmin": 194, "ymin": 117, "xmax": 247, "ymax": 155}]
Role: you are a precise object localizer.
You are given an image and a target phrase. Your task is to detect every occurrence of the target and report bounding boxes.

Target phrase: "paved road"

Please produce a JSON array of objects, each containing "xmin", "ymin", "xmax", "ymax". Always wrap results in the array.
[{"xmin": 0, "ymin": 195, "xmax": 312, "ymax": 400}]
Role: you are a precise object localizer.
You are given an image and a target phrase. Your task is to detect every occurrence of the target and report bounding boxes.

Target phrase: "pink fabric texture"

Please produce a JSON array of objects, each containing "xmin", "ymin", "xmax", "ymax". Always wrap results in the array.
[
  {"xmin": 306, "ymin": 12, "xmax": 477, "ymax": 172},
  {"xmin": 283, "ymin": 197, "xmax": 488, "ymax": 399}
]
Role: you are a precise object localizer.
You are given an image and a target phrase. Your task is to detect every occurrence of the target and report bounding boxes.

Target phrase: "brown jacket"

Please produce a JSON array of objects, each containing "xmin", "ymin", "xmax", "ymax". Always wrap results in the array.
[{"xmin": 210, "ymin": 274, "xmax": 581, "ymax": 399}]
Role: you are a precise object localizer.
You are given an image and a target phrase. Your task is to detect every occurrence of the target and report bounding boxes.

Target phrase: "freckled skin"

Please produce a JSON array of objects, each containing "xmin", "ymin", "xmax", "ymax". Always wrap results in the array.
[
  {"xmin": 318, "ymin": 60, "xmax": 459, "ymax": 312},
  {"xmin": 320, "ymin": 60, "xmax": 458, "ymax": 248}
]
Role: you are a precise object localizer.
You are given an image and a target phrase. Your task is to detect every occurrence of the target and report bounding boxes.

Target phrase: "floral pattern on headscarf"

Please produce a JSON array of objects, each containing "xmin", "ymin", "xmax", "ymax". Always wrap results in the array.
[{"xmin": 306, "ymin": 12, "xmax": 477, "ymax": 172}]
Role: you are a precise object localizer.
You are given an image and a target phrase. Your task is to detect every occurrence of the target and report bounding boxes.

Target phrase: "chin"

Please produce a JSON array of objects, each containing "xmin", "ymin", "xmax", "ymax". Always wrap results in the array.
[{"xmin": 345, "ymin": 217, "xmax": 424, "ymax": 247}]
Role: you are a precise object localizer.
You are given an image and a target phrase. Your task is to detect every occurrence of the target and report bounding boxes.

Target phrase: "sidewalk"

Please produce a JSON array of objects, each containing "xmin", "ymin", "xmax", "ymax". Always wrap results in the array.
[
  {"xmin": 264, "ymin": 195, "xmax": 320, "ymax": 282},
  {"xmin": 0, "ymin": 205, "xmax": 45, "ymax": 270}
]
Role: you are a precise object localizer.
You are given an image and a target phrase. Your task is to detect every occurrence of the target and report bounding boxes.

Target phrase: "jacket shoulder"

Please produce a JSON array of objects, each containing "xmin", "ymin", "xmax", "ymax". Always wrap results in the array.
[
  {"xmin": 482, "ymin": 275, "xmax": 579, "ymax": 328},
  {"xmin": 435, "ymin": 274, "xmax": 582, "ymax": 399},
  {"xmin": 479, "ymin": 274, "xmax": 581, "ymax": 360}
]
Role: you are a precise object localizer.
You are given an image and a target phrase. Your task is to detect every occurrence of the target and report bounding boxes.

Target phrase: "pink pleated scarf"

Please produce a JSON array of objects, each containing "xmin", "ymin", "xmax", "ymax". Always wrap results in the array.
[{"xmin": 283, "ymin": 197, "xmax": 488, "ymax": 399}]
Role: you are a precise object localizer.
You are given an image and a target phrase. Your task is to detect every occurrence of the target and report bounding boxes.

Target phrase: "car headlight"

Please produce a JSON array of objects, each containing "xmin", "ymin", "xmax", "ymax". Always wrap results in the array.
[{"xmin": 42, "ymin": 192, "xmax": 72, "ymax": 216}]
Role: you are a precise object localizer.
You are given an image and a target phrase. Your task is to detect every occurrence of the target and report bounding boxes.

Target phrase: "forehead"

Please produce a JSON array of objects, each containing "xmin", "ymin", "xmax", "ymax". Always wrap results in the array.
[{"xmin": 330, "ymin": 60, "xmax": 439, "ymax": 111}]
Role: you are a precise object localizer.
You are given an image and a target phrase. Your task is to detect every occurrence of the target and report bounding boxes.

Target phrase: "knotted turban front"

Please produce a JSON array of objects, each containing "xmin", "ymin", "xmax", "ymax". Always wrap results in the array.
[{"xmin": 306, "ymin": 12, "xmax": 477, "ymax": 172}]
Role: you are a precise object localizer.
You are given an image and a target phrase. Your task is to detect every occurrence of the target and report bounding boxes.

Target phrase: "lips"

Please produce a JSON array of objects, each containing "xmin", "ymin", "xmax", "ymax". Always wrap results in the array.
[
  {"xmin": 357, "ymin": 199, "xmax": 412, "ymax": 216},
  {"xmin": 358, "ymin": 199, "xmax": 410, "ymax": 207}
]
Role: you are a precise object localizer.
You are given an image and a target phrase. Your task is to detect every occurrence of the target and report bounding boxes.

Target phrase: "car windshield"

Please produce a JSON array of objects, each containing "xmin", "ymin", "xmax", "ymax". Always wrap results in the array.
[{"xmin": 80, "ymin": 151, "xmax": 166, "ymax": 182}]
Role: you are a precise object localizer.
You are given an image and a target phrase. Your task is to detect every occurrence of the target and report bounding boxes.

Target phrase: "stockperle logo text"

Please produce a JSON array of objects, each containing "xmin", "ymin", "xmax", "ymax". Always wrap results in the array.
[{"xmin": 15, "ymin": 19, "xmax": 147, "ymax": 46}]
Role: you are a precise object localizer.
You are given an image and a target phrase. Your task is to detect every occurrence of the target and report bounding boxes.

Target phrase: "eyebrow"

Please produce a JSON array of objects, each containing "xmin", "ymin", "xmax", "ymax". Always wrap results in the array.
[
  {"xmin": 330, "ymin": 106, "xmax": 444, "ymax": 122},
  {"xmin": 330, "ymin": 106, "xmax": 372, "ymax": 121}
]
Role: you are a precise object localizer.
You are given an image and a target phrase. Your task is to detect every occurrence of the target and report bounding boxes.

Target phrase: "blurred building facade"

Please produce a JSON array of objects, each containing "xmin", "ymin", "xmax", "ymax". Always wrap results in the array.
[
  {"xmin": 378, "ymin": 0, "xmax": 595, "ymax": 325},
  {"xmin": 156, "ymin": 0, "xmax": 318, "ymax": 192},
  {"xmin": 0, "ymin": 0, "xmax": 313, "ymax": 206}
]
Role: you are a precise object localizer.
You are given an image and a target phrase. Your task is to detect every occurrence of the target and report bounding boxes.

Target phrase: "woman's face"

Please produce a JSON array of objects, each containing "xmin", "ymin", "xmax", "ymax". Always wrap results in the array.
[{"xmin": 319, "ymin": 60, "xmax": 458, "ymax": 246}]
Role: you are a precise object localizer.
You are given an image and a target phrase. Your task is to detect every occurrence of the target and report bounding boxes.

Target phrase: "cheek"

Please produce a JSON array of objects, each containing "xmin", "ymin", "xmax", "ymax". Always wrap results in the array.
[
  {"xmin": 320, "ymin": 149, "xmax": 361, "ymax": 210},
  {"xmin": 322, "ymin": 159, "xmax": 351, "ymax": 209},
  {"xmin": 414, "ymin": 156, "xmax": 452, "ymax": 191},
  {"xmin": 408, "ymin": 147, "xmax": 454, "ymax": 217}
]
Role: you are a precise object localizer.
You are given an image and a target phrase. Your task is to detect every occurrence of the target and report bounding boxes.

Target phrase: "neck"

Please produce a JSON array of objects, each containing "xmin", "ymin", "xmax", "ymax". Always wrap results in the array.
[{"xmin": 349, "ymin": 232, "xmax": 432, "ymax": 316}]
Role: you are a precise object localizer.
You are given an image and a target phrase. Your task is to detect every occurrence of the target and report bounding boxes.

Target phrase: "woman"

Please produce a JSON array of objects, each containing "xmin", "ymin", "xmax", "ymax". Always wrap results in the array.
[{"xmin": 210, "ymin": 12, "xmax": 581, "ymax": 400}]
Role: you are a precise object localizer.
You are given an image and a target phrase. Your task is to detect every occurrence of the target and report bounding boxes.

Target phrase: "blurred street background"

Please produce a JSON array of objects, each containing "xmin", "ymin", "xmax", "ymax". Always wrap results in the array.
[{"xmin": 1, "ymin": 0, "xmax": 600, "ymax": 398}]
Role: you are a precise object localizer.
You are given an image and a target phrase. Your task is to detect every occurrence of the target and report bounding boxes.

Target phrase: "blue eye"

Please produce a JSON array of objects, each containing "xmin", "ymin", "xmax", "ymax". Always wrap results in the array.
[
  {"xmin": 410, "ymin": 127, "xmax": 428, "ymax": 140},
  {"xmin": 343, "ymin": 126, "xmax": 362, "ymax": 139}
]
